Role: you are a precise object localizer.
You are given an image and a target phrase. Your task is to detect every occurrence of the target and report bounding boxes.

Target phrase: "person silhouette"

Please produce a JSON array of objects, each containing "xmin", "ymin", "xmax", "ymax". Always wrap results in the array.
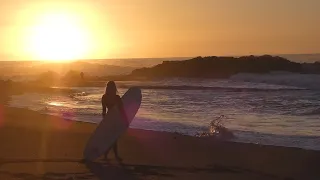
[
  {"xmin": 80, "ymin": 72, "xmax": 84, "ymax": 81},
  {"xmin": 101, "ymin": 81, "xmax": 128, "ymax": 161}
]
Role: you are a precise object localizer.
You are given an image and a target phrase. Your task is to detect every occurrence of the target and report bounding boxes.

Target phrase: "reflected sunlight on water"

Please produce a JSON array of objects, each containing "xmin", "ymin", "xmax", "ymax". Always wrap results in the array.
[{"xmin": 48, "ymin": 101, "xmax": 64, "ymax": 106}]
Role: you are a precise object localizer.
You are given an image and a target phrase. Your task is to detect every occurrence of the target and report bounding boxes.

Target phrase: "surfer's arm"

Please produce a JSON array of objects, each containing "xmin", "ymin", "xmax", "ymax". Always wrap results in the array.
[{"xmin": 101, "ymin": 97, "xmax": 107, "ymax": 117}]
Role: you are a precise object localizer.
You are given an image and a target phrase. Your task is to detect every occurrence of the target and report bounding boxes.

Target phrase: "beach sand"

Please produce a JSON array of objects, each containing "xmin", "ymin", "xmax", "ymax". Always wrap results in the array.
[{"xmin": 0, "ymin": 106, "xmax": 320, "ymax": 180}]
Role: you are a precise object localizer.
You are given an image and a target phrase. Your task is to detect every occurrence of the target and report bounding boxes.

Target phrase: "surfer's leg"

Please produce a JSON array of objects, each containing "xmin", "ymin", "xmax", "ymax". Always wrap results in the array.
[
  {"xmin": 113, "ymin": 141, "xmax": 122, "ymax": 161},
  {"xmin": 113, "ymin": 141, "xmax": 118, "ymax": 156},
  {"xmin": 104, "ymin": 148, "xmax": 111, "ymax": 160}
]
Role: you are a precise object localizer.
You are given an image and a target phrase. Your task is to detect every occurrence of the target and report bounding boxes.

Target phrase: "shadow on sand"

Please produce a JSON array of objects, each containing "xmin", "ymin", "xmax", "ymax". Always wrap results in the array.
[
  {"xmin": 0, "ymin": 158, "xmax": 273, "ymax": 180},
  {"xmin": 0, "ymin": 158, "xmax": 174, "ymax": 180},
  {"xmin": 83, "ymin": 159, "xmax": 242, "ymax": 179},
  {"xmin": 84, "ymin": 160, "xmax": 175, "ymax": 180},
  {"xmin": 84, "ymin": 161, "xmax": 139, "ymax": 180}
]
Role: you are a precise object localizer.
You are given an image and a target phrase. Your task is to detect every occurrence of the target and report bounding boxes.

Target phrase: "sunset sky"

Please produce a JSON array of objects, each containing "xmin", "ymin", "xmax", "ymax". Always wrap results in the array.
[{"xmin": 0, "ymin": 0, "xmax": 319, "ymax": 61}]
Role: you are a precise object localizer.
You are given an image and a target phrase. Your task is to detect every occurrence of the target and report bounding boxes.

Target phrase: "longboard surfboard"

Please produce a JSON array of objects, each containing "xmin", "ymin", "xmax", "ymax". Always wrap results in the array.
[{"xmin": 83, "ymin": 87, "xmax": 142, "ymax": 161}]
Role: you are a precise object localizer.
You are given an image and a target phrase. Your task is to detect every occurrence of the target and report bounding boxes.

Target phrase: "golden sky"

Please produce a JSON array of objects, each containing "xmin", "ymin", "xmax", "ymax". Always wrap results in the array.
[{"xmin": 0, "ymin": 0, "xmax": 319, "ymax": 61}]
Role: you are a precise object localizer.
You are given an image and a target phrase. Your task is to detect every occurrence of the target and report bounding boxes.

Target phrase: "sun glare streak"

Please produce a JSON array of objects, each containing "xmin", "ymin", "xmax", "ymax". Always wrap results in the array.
[
  {"xmin": 0, "ymin": 105, "xmax": 4, "ymax": 128},
  {"xmin": 46, "ymin": 109, "xmax": 74, "ymax": 130},
  {"xmin": 38, "ymin": 130, "xmax": 47, "ymax": 169}
]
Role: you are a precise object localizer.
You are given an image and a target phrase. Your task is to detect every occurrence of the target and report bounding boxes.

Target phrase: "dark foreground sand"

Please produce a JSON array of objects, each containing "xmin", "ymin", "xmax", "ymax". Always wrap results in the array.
[{"xmin": 0, "ymin": 106, "xmax": 320, "ymax": 180}]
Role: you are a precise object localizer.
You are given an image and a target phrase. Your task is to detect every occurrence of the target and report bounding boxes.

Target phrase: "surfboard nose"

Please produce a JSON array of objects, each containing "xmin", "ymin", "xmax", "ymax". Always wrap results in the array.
[
  {"xmin": 130, "ymin": 87, "xmax": 142, "ymax": 95},
  {"xmin": 124, "ymin": 87, "xmax": 142, "ymax": 101}
]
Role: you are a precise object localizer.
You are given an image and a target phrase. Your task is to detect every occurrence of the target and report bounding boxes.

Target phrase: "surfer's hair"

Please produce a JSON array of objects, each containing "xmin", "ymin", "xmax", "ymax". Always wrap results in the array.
[{"xmin": 105, "ymin": 81, "xmax": 118, "ymax": 95}]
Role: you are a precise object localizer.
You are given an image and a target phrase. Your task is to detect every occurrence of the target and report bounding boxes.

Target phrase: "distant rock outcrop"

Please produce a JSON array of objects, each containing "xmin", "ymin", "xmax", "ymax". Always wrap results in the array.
[
  {"xmin": 301, "ymin": 61, "xmax": 320, "ymax": 73},
  {"xmin": 131, "ymin": 55, "xmax": 305, "ymax": 79}
]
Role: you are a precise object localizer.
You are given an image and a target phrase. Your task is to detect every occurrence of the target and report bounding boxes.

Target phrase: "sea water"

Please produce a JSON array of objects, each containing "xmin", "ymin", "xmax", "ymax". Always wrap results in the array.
[{"xmin": 8, "ymin": 74, "xmax": 320, "ymax": 151}]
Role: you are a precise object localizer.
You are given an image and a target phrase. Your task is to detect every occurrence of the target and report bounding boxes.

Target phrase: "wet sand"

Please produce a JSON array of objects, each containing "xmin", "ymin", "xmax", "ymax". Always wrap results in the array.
[{"xmin": 0, "ymin": 106, "xmax": 319, "ymax": 180}]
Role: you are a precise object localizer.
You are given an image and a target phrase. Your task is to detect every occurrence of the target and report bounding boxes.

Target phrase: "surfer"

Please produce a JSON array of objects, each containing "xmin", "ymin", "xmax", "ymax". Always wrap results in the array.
[{"xmin": 101, "ymin": 81, "xmax": 128, "ymax": 161}]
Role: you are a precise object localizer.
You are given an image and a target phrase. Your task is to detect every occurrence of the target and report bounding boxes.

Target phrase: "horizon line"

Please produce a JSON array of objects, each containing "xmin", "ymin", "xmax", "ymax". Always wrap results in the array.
[{"xmin": 1, "ymin": 52, "xmax": 320, "ymax": 62}]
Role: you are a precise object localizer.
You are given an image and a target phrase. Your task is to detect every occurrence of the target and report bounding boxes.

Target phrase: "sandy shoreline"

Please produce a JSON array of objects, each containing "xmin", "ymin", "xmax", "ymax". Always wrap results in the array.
[{"xmin": 0, "ymin": 106, "xmax": 320, "ymax": 180}]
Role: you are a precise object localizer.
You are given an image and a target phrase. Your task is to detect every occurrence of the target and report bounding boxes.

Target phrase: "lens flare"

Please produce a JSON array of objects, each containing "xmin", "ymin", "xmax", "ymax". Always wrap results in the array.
[{"xmin": 46, "ymin": 110, "xmax": 74, "ymax": 130}]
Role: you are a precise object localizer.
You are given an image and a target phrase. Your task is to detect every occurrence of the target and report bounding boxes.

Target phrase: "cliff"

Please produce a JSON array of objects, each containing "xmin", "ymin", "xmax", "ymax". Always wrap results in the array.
[{"xmin": 131, "ymin": 55, "xmax": 305, "ymax": 79}]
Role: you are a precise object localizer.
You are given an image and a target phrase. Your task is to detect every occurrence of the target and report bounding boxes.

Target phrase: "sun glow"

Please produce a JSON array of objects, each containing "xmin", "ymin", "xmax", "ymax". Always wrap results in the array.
[{"xmin": 25, "ymin": 12, "xmax": 92, "ymax": 62}]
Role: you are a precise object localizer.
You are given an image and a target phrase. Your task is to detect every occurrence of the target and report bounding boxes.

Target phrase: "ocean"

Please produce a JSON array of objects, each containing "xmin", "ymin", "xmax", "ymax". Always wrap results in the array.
[{"xmin": 8, "ymin": 72, "xmax": 320, "ymax": 151}]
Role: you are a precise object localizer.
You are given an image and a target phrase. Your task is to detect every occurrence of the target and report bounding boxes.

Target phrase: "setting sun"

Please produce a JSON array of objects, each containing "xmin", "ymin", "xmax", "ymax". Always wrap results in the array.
[
  {"xmin": 25, "ymin": 12, "xmax": 92, "ymax": 61},
  {"xmin": 0, "ymin": 0, "xmax": 319, "ymax": 60}
]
